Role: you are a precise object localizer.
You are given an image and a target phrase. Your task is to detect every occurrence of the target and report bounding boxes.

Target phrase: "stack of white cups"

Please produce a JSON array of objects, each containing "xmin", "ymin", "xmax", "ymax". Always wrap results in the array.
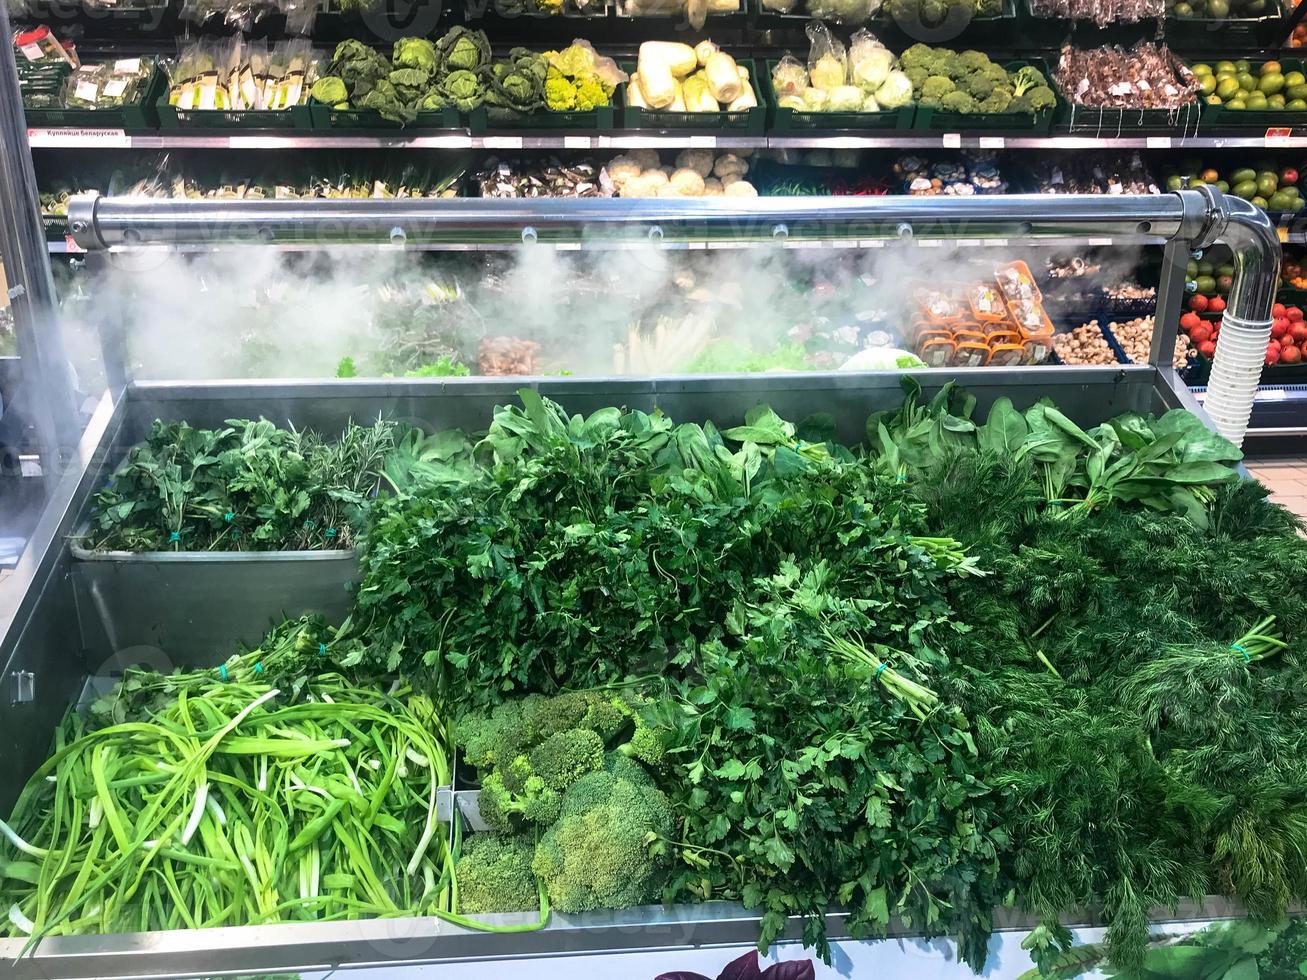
[{"xmin": 1204, "ymin": 311, "xmax": 1272, "ymax": 447}]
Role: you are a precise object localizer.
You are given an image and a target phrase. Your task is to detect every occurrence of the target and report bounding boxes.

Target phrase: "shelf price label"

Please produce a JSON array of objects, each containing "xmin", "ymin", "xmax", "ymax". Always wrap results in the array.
[
  {"xmin": 941, "ymin": 133, "xmax": 962, "ymax": 148},
  {"xmin": 1265, "ymin": 127, "xmax": 1295, "ymax": 146},
  {"xmin": 1146, "ymin": 136, "xmax": 1172, "ymax": 149},
  {"xmin": 563, "ymin": 136, "xmax": 592, "ymax": 149},
  {"xmin": 483, "ymin": 136, "xmax": 523, "ymax": 149},
  {"xmin": 1278, "ymin": 226, "xmax": 1291, "ymax": 243},
  {"xmin": 1255, "ymin": 388, "xmax": 1288, "ymax": 401},
  {"xmin": 978, "ymin": 136, "xmax": 1004, "ymax": 149},
  {"xmin": 62, "ymin": 235, "xmax": 85, "ymax": 254},
  {"xmin": 688, "ymin": 135, "xmax": 717, "ymax": 148},
  {"xmin": 27, "ymin": 127, "xmax": 130, "ymax": 147}
]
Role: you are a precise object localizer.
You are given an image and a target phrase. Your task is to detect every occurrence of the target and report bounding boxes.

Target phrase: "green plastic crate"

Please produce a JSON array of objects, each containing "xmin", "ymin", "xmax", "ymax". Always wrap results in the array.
[
  {"xmin": 619, "ymin": 58, "xmax": 765, "ymax": 134},
  {"xmin": 913, "ymin": 60, "xmax": 1053, "ymax": 133},
  {"xmin": 762, "ymin": 59, "xmax": 914, "ymax": 132},
  {"xmin": 1199, "ymin": 58, "xmax": 1307, "ymax": 131},
  {"xmin": 467, "ymin": 103, "xmax": 616, "ymax": 132},
  {"xmin": 158, "ymin": 99, "xmax": 314, "ymax": 130},
  {"xmin": 309, "ymin": 104, "xmax": 463, "ymax": 130},
  {"xmin": 25, "ymin": 63, "xmax": 164, "ymax": 132}
]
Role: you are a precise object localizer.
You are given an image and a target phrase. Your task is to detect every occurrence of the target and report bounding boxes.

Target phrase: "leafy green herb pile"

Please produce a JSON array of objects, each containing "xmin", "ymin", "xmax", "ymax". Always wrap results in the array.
[
  {"xmin": 85, "ymin": 417, "xmax": 397, "ymax": 552},
  {"xmin": 10, "ymin": 384, "xmax": 1307, "ymax": 978},
  {"xmin": 310, "ymin": 29, "xmax": 491, "ymax": 123}
]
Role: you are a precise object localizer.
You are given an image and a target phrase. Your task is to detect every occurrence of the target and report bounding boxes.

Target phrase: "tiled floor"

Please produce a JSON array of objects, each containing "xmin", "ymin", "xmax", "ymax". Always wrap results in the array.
[{"xmin": 1246, "ymin": 458, "xmax": 1307, "ymax": 520}]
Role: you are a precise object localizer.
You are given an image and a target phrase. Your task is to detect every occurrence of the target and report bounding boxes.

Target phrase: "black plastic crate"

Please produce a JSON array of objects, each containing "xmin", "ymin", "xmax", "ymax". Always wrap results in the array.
[
  {"xmin": 467, "ymin": 102, "xmax": 616, "ymax": 132},
  {"xmin": 310, "ymin": 104, "xmax": 463, "ymax": 130},
  {"xmin": 1199, "ymin": 57, "xmax": 1307, "ymax": 131}
]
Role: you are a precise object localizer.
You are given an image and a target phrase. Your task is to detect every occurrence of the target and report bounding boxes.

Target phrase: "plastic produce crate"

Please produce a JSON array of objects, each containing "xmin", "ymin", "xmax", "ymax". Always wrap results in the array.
[
  {"xmin": 762, "ymin": 59, "xmax": 914, "ymax": 132},
  {"xmin": 620, "ymin": 58, "xmax": 765, "ymax": 134},
  {"xmin": 309, "ymin": 104, "xmax": 463, "ymax": 130},
  {"xmin": 912, "ymin": 60, "xmax": 1054, "ymax": 134},
  {"xmin": 1164, "ymin": 0, "xmax": 1284, "ymax": 45},
  {"xmin": 1199, "ymin": 58, "xmax": 1307, "ymax": 131},
  {"xmin": 25, "ymin": 63, "xmax": 164, "ymax": 132},
  {"xmin": 467, "ymin": 102, "xmax": 616, "ymax": 132},
  {"xmin": 159, "ymin": 99, "xmax": 314, "ymax": 130}
]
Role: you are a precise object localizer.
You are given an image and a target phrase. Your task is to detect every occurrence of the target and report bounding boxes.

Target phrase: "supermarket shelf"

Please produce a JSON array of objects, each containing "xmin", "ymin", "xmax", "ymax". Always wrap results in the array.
[{"xmin": 29, "ymin": 128, "xmax": 1307, "ymax": 151}]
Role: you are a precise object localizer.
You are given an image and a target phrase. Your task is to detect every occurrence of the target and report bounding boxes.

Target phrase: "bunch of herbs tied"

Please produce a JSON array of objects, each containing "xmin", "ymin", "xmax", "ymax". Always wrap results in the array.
[
  {"xmin": 85, "ymin": 417, "xmax": 399, "ymax": 552},
  {"xmin": 871, "ymin": 379, "xmax": 1307, "ymax": 976},
  {"xmin": 347, "ymin": 389, "xmax": 1007, "ymax": 964}
]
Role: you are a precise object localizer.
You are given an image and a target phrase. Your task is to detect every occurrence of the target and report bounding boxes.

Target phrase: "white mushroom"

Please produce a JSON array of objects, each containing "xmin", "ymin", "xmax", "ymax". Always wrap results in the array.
[
  {"xmin": 669, "ymin": 167, "xmax": 706, "ymax": 196},
  {"xmin": 675, "ymin": 148, "xmax": 715, "ymax": 178},
  {"xmin": 712, "ymin": 153, "xmax": 748, "ymax": 179}
]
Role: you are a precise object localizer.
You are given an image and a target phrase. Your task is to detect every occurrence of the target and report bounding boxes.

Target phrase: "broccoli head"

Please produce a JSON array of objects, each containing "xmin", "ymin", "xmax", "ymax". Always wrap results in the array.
[
  {"xmin": 1012, "ymin": 64, "xmax": 1048, "ymax": 97},
  {"xmin": 478, "ymin": 769, "xmax": 562, "ymax": 833},
  {"xmin": 455, "ymin": 834, "xmax": 539, "ymax": 914},
  {"xmin": 459, "ymin": 698, "xmax": 532, "ymax": 770},
  {"xmin": 980, "ymin": 85, "xmax": 1014, "ymax": 112},
  {"xmin": 903, "ymin": 66, "xmax": 930, "ymax": 92},
  {"xmin": 1023, "ymin": 85, "xmax": 1056, "ymax": 112},
  {"xmin": 956, "ymin": 50, "xmax": 991, "ymax": 73},
  {"xmin": 898, "ymin": 43, "xmax": 941, "ymax": 75},
  {"xmin": 940, "ymin": 90, "xmax": 980, "ymax": 113},
  {"xmin": 531, "ymin": 757, "xmax": 673, "ymax": 914},
  {"xmin": 921, "ymin": 75, "xmax": 957, "ymax": 100},
  {"xmin": 961, "ymin": 62, "xmax": 1010, "ymax": 100},
  {"xmin": 527, "ymin": 728, "xmax": 605, "ymax": 791}
]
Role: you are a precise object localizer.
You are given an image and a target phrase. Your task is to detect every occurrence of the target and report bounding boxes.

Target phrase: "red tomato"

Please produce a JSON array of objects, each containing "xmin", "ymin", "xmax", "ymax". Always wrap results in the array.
[
  {"xmin": 1199, "ymin": 340, "xmax": 1218, "ymax": 358},
  {"xmin": 1290, "ymin": 307, "xmax": 1305, "ymax": 322},
  {"xmin": 1291, "ymin": 323, "xmax": 1307, "ymax": 344},
  {"xmin": 1209, "ymin": 296, "xmax": 1227, "ymax": 313},
  {"xmin": 1282, "ymin": 344, "xmax": 1304, "ymax": 364},
  {"xmin": 1274, "ymin": 302, "xmax": 1287, "ymax": 317},
  {"xmin": 1190, "ymin": 324, "xmax": 1213, "ymax": 345},
  {"xmin": 1180, "ymin": 312, "xmax": 1202, "ymax": 332},
  {"xmin": 1189, "ymin": 295, "xmax": 1209, "ymax": 313}
]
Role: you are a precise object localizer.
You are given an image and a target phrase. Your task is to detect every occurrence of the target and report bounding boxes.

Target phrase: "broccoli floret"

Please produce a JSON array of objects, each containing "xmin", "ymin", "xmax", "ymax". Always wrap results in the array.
[
  {"xmin": 921, "ymin": 76, "xmax": 957, "ymax": 100},
  {"xmin": 962, "ymin": 62, "xmax": 1010, "ymax": 100},
  {"xmin": 956, "ymin": 50, "xmax": 991, "ymax": 73},
  {"xmin": 1012, "ymin": 65, "xmax": 1047, "ymax": 97},
  {"xmin": 528, "ymin": 728, "xmax": 605, "ymax": 791},
  {"xmin": 573, "ymin": 76, "xmax": 611, "ymax": 112},
  {"xmin": 981, "ymin": 86, "xmax": 1014, "ymax": 112},
  {"xmin": 1023, "ymin": 85, "xmax": 1057, "ymax": 112},
  {"xmin": 898, "ymin": 43, "xmax": 941, "ymax": 75},
  {"xmin": 525, "ymin": 691, "xmax": 631, "ymax": 745},
  {"xmin": 458, "ymin": 697, "xmax": 534, "ymax": 770},
  {"xmin": 903, "ymin": 66, "xmax": 930, "ymax": 92},
  {"xmin": 940, "ymin": 90, "xmax": 980, "ymax": 113},
  {"xmin": 478, "ymin": 770, "xmax": 562, "ymax": 833},
  {"xmin": 531, "ymin": 759, "xmax": 673, "ymax": 914},
  {"xmin": 455, "ymin": 834, "xmax": 539, "ymax": 913},
  {"xmin": 617, "ymin": 722, "xmax": 670, "ymax": 770}
]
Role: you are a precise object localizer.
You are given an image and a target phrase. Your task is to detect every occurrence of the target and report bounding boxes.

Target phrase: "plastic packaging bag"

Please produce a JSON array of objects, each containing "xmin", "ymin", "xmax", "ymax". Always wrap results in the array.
[
  {"xmin": 771, "ymin": 55, "xmax": 809, "ymax": 98},
  {"xmin": 805, "ymin": 21, "xmax": 847, "ymax": 91},
  {"xmin": 847, "ymin": 29, "xmax": 893, "ymax": 90},
  {"xmin": 808, "ymin": 0, "xmax": 877, "ymax": 22}
]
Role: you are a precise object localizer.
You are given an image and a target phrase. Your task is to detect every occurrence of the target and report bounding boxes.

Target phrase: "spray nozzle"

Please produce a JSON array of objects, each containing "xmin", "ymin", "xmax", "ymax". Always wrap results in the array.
[
  {"xmin": 389, "ymin": 226, "xmax": 407, "ymax": 246},
  {"xmin": 772, "ymin": 224, "xmax": 789, "ymax": 242},
  {"xmin": 895, "ymin": 222, "xmax": 914, "ymax": 241},
  {"xmin": 520, "ymin": 226, "xmax": 538, "ymax": 245},
  {"xmin": 647, "ymin": 225, "xmax": 664, "ymax": 243}
]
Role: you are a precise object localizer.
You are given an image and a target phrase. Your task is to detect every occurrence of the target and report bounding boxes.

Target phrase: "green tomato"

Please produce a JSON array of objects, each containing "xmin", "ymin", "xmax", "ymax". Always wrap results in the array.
[{"xmin": 1258, "ymin": 72, "xmax": 1286, "ymax": 95}]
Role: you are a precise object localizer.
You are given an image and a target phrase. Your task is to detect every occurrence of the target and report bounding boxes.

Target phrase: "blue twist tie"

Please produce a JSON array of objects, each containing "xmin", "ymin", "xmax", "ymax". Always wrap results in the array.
[
  {"xmin": 318, "ymin": 643, "xmax": 327, "ymax": 657},
  {"xmin": 218, "ymin": 664, "xmax": 228, "ymax": 681},
  {"xmin": 1231, "ymin": 643, "xmax": 1251, "ymax": 663},
  {"xmin": 253, "ymin": 662, "xmax": 264, "ymax": 674},
  {"xmin": 224, "ymin": 512, "xmax": 234, "ymax": 522},
  {"xmin": 303, "ymin": 519, "xmax": 315, "ymax": 529},
  {"xmin": 325, "ymin": 527, "xmax": 337, "ymax": 538},
  {"xmin": 875, "ymin": 662, "xmax": 890, "ymax": 679},
  {"xmin": 169, "ymin": 531, "xmax": 181, "ymax": 542},
  {"xmin": 231, "ymin": 527, "xmax": 241, "ymax": 537},
  {"xmin": 895, "ymin": 474, "xmax": 908, "ymax": 483}
]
